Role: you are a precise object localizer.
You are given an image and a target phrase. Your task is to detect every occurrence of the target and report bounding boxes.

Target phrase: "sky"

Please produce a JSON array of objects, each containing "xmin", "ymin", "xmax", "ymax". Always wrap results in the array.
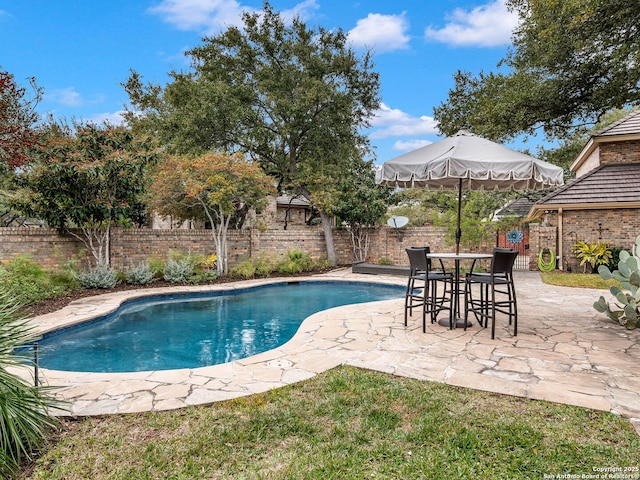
[{"xmin": 0, "ymin": 0, "xmax": 520, "ymax": 164}]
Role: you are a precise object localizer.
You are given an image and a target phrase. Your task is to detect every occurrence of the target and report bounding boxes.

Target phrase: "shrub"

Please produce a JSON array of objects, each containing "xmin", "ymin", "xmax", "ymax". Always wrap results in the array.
[
  {"xmin": 163, "ymin": 258, "xmax": 194, "ymax": 283},
  {"xmin": 229, "ymin": 258, "xmax": 256, "ymax": 279},
  {"xmin": 276, "ymin": 249, "xmax": 316, "ymax": 274},
  {"xmin": 75, "ymin": 265, "xmax": 119, "ymax": 289},
  {"xmin": 0, "ymin": 287, "xmax": 63, "ymax": 478},
  {"xmin": 378, "ymin": 257, "xmax": 393, "ymax": 265},
  {"xmin": 572, "ymin": 240, "xmax": 612, "ymax": 273},
  {"xmin": 125, "ymin": 262, "xmax": 156, "ymax": 285},
  {"xmin": 0, "ymin": 255, "xmax": 76, "ymax": 305},
  {"xmin": 254, "ymin": 256, "xmax": 276, "ymax": 277},
  {"xmin": 147, "ymin": 257, "xmax": 165, "ymax": 279}
]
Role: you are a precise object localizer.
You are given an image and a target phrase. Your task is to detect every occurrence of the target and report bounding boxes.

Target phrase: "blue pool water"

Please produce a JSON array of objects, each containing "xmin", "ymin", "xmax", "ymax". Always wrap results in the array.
[{"xmin": 37, "ymin": 281, "xmax": 403, "ymax": 373}]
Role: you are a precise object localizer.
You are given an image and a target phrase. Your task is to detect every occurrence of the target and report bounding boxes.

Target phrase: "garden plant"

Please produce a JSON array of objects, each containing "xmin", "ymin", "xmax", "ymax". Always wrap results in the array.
[{"xmin": 594, "ymin": 234, "xmax": 640, "ymax": 329}]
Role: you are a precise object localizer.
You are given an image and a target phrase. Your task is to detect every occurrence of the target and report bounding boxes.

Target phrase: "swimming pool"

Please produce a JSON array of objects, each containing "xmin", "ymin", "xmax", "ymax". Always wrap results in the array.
[{"xmin": 37, "ymin": 281, "xmax": 403, "ymax": 373}]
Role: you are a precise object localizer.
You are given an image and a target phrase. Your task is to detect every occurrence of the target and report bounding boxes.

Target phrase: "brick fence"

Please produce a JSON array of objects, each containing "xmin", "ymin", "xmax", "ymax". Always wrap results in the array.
[{"xmin": 0, "ymin": 225, "xmax": 529, "ymax": 271}]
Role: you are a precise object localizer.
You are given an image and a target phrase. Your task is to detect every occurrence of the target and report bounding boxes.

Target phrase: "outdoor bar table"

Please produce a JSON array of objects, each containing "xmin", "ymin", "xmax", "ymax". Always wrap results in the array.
[{"xmin": 427, "ymin": 252, "xmax": 493, "ymax": 329}]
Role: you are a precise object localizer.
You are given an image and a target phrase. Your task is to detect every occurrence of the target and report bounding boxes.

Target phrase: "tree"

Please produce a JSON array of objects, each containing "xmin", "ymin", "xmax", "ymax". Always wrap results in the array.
[
  {"xmin": 17, "ymin": 123, "xmax": 159, "ymax": 266},
  {"xmin": 124, "ymin": 2, "xmax": 380, "ymax": 266},
  {"xmin": 438, "ymin": 191, "xmax": 512, "ymax": 250},
  {"xmin": 148, "ymin": 152, "xmax": 274, "ymax": 275},
  {"xmin": 332, "ymin": 162, "xmax": 392, "ymax": 262},
  {"xmin": 0, "ymin": 68, "xmax": 41, "ymax": 171},
  {"xmin": 434, "ymin": 0, "xmax": 640, "ymax": 142}
]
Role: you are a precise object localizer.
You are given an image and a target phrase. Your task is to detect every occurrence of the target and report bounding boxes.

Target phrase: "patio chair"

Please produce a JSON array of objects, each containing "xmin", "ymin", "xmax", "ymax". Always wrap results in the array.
[
  {"xmin": 405, "ymin": 247, "xmax": 453, "ymax": 332},
  {"xmin": 463, "ymin": 249, "xmax": 518, "ymax": 339}
]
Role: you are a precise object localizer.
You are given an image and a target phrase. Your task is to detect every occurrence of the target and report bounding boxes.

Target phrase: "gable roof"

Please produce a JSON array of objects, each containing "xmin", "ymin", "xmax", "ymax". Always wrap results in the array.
[
  {"xmin": 571, "ymin": 110, "xmax": 640, "ymax": 172},
  {"xmin": 528, "ymin": 163, "xmax": 640, "ymax": 217},
  {"xmin": 595, "ymin": 110, "xmax": 640, "ymax": 137},
  {"xmin": 496, "ymin": 197, "xmax": 534, "ymax": 218}
]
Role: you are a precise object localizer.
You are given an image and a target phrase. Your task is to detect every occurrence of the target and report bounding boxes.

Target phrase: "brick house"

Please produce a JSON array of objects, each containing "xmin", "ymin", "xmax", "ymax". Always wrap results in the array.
[{"xmin": 528, "ymin": 110, "xmax": 640, "ymax": 271}]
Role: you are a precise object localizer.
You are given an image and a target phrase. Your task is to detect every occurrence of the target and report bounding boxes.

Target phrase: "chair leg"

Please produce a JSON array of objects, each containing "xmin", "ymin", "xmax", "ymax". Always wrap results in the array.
[
  {"xmin": 490, "ymin": 284, "xmax": 497, "ymax": 340},
  {"xmin": 404, "ymin": 277, "xmax": 413, "ymax": 326}
]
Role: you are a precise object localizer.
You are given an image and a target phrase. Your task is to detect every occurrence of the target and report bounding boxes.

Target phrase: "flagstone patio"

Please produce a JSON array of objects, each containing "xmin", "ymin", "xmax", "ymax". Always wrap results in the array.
[{"xmin": 18, "ymin": 269, "xmax": 640, "ymax": 434}]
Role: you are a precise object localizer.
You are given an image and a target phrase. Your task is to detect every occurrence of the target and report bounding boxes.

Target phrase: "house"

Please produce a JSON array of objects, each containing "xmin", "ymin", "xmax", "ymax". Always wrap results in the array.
[{"xmin": 528, "ymin": 110, "xmax": 640, "ymax": 271}]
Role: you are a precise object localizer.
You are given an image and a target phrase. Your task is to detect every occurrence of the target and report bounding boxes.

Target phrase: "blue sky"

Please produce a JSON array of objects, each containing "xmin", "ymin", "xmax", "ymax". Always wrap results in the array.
[{"xmin": 0, "ymin": 0, "xmax": 518, "ymax": 163}]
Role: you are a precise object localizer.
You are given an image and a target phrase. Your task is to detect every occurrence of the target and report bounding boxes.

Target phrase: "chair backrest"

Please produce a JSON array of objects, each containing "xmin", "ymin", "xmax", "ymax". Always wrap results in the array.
[
  {"xmin": 406, "ymin": 247, "xmax": 429, "ymax": 274},
  {"xmin": 490, "ymin": 250, "xmax": 518, "ymax": 275}
]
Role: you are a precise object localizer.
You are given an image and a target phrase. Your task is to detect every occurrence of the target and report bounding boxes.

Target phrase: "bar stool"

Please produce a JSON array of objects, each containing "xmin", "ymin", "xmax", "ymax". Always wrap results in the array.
[
  {"xmin": 463, "ymin": 249, "xmax": 518, "ymax": 339},
  {"xmin": 405, "ymin": 247, "xmax": 453, "ymax": 332}
]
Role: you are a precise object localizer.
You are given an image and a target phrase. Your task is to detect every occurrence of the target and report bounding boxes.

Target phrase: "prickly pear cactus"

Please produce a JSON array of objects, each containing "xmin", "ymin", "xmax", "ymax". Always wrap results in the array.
[{"xmin": 593, "ymin": 234, "xmax": 640, "ymax": 329}]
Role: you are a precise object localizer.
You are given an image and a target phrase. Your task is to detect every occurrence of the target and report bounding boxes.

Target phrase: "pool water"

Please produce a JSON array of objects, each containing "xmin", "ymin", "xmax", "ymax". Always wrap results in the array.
[{"xmin": 37, "ymin": 281, "xmax": 403, "ymax": 373}]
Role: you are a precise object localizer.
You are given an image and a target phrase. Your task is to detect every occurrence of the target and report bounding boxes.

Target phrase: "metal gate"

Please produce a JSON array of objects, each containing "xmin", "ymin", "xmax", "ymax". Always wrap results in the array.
[{"xmin": 497, "ymin": 226, "xmax": 530, "ymax": 270}]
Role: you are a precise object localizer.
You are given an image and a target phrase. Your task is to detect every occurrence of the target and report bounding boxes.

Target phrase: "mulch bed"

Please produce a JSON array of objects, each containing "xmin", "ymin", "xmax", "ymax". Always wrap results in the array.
[{"xmin": 22, "ymin": 269, "xmax": 339, "ymax": 318}]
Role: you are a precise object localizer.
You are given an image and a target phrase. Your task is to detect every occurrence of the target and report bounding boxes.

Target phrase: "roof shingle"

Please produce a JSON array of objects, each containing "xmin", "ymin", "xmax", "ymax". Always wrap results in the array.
[{"xmin": 535, "ymin": 163, "xmax": 640, "ymax": 205}]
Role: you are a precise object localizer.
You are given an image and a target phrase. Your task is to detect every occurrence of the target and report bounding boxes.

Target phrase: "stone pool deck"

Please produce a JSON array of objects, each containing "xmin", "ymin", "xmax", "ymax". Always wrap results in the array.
[{"xmin": 17, "ymin": 269, "xmax": 640, "ymax": 434}]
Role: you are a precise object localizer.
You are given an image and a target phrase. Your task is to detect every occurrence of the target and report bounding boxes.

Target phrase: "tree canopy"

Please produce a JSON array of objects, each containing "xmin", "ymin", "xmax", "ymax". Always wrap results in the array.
[
  {"xmin": 148, "ymin": 152, "xmax": 274, "ymax": 275},
  {"xmin": 331, "ymin": 162, "xmax": 392, "ymax": 262},
  {"xmin": 17, "ymin": 123, "xmax": 160, "ymax": 266},
  {"xmin": 0, "ymin": 68, "xmax": 41, "ymax": 171},
  {"xmin": 124, "ymin": 1, "xmax": 380, "ymax": 265},
  {"xmin": 434, "ymin": 0, "xmax": 640, "ymax": 143}
]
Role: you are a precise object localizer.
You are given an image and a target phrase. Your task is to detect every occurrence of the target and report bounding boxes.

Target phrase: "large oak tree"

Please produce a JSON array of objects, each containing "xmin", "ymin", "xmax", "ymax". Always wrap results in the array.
[
  {"xmin": 434, "ymin": 0, "xmax": 640, "ymax": 143},
  {"xmin": 124, "ymin": 2, "xmax": 380, "ymax": 265}
]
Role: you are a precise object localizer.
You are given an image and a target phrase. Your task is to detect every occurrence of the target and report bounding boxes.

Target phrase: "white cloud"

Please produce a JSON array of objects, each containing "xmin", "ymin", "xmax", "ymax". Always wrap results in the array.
[
  {"xmin": 369, "ymin": 103, "xmax": 439, "ymax": 139},
  {"xmin": 424, "ymin": 0, "xmax": 518, "ymax": 47},
  {"xmin": 149, "ymin": 0, "xmax": 248, "ymax": 33},
  {"xmin": 279, "ymin": 0, "xmax": 319, "ymax": 23},
  {"xmin": 45, "ymin": 87, "xmax": 84, "ymax": 107},
  {"xmin": 347, "ymin": 13, "xmax": 409, "ymax": 53},
  {"xmin": 149, "ymin": 0, "xmax": 319, "ymax": 34},
  {"xmin": 89, "ymin": 111, "xmax": 127, "ymax": 126},
  {"xmin": 393, "ymin": 139, "xmax": 432, "ymax": 151}
]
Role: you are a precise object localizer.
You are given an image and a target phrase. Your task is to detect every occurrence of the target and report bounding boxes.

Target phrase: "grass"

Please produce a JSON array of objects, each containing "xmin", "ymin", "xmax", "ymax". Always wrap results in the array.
[
  {"xmin": 540, "ymin": 271, "xmax": 619, "ymax": 289},
  {"xmin": 25, "ymin": 367, "xmax": 639, "ymax": 479}
]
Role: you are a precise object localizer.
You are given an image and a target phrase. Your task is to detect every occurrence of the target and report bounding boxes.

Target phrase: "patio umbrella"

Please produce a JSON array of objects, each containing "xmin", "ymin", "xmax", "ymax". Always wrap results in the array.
[{"xmin": 375, "ymin": 130, "xmax": 564, "ymax": 254}]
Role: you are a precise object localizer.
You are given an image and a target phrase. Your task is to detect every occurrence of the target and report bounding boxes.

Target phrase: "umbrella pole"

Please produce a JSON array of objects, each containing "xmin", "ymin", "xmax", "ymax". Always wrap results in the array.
[{"xmin": 455, "ymin": 178, "xmax": 462, "ymax": 255}]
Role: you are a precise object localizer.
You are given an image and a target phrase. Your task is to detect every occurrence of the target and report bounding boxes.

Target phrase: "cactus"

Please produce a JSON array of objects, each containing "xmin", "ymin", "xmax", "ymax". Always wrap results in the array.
[{"xmin": 593, "ymin": 234, "xmax": 640, "ymax": 329}]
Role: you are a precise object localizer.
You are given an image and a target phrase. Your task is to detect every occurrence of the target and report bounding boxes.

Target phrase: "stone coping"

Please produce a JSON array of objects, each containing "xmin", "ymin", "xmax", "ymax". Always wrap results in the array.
[{"xmin": 14, "ymin": 270, "xmax": 640, "ymax": 436}]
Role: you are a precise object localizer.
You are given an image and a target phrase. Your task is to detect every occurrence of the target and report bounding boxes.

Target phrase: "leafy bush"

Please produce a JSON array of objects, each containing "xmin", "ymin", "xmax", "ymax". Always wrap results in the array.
[
  {"xmin": 572, "ymin": 240, "xmax": 612, "ymax": 273},
  {"xmin": 378, "ymin": 257, "xmax": 393, "ymax": 265},
  {"xmin": 276, "ymin": 249, "xmax": 316, "ymax": 274},
  {"xmin": 254, "ymin": 256, "xmax": 276, "ymax": 277},
  {"xmin": 125, "ymin": 262, "xmax": 156, "ymax": 285},
  {"xmin": 230, "ymin": 251, "xmax": 322, "ymax": 279},
  {"xmin": 229, "ymin": 258, "xmax": 256, "ymax": 279},
  {"xmin": 147, "ymin": 257, "xmax": 166, "ymax": 279},
  {"xmin": 0, "ymin": 255, "xmax": 76, "ymax": 305},
  {"xmin": 75, "ymin": 265, "xmax": 119, "ymax": 289},
  {"xmin": 0, "ymin": 287, "xmax": 62, "ymax": 478},
  {"xmin": 163, "ymin": 258, "xmax": 194, "ymax": 283}
]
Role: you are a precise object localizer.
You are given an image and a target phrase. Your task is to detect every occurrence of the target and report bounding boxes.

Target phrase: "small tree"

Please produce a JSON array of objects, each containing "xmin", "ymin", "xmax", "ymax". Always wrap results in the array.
[
  {"xmin": 332, "ymin": 163, "xmax": 391, "ymax": 262},
  {"xmin": 148, "ymin": 152, "xmax": 274, "ymax": 275},
  {"xmin": 0, "ymin": 68, "xmax": 41, "ymax": 171},
  {"xmin": 17, "ymin": 123, "xmax": 159, "ymax": 266}
]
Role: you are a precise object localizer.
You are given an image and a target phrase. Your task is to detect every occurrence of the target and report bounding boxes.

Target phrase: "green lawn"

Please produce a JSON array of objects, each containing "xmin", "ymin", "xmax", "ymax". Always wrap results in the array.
[
  {"xmin": 27, "ymin": 367, "xmax": 639, "ymax": 479},
  {"xmin": 540, "ymin": 271, "xmax": 619, "ymax": 289}
]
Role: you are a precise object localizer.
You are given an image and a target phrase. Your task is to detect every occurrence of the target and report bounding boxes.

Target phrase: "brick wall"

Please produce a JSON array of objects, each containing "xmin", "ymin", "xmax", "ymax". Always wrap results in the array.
[
  {"xmin": 599, "ymin": 140, "xmax": 640, "ymax": 166},
  {"xmin": 0, "ymin": 227, "xmax": 86, "ymax": 269},
  {"xmin": 0, "ymin": 225, "xmax": 468, "ymax": 271}
]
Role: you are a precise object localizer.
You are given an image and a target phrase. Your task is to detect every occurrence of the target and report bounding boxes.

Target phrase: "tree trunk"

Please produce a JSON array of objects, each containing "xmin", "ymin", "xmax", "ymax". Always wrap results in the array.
[{"xmin": 320, "ymin": 210, "xmax": 336, "ymax": 266}]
